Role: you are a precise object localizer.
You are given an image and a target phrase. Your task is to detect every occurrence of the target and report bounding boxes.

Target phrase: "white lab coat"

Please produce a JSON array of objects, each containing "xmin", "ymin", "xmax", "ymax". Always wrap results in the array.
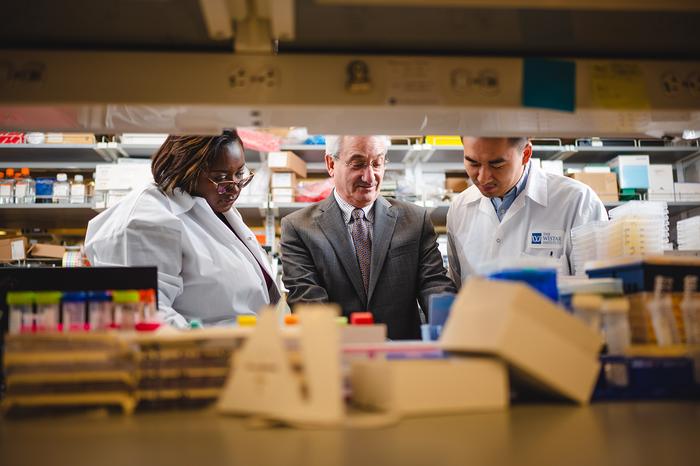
[
  {"xmin": 85, "ymin": 183, "xmax": 278, "ymax": 328},
  {"xmin": 446, "ymin": 162, "xmax": 608, "ymax": 285}
]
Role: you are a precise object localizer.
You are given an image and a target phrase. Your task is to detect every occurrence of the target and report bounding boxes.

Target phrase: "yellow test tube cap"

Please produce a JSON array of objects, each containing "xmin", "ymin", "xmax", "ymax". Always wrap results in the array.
[
  {"xmin": 335, "ymin": 316, "xmax": 348, "ymax": 326},
  {"xmin": 237, "ymin": 315, "xmax": 257, "ymax": 326}
]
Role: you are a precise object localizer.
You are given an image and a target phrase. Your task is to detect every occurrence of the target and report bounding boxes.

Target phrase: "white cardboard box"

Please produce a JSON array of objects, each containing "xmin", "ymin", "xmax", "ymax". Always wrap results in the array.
[
  {"xmin": 648, "ymin": 164, "xmax": 675, "ymax": 201},
  {"xmin": 350, "ymin": 358, "xmax": 508, "ymax": 416},
  {"xmin": 271, "ymin": 172, "xmax": 296, "ymax": 188},
  {"xmin": 440, "ymin": 278, "xmax": 603, "ymax": 404},
  {"xmin": 608, "ymin": 155, "xmax": 650, "ymax": 189},
  {"xmin": 674, "ymin": 182, "xmax": 700, "ymax": 201},
  {"xmin": 541, "ymin": 160, "xmax": 564, "ymax": 177}
]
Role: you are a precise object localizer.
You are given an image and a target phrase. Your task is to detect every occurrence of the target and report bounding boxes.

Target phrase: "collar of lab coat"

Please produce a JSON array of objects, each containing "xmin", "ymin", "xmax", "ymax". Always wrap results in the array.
[
  {"xmin": 463, "ymin": 161, "xmax": 548, "ymax": 210},
  {"xmin": 166, "ymin": 187, "xmax": 272, "ymax": 276}
]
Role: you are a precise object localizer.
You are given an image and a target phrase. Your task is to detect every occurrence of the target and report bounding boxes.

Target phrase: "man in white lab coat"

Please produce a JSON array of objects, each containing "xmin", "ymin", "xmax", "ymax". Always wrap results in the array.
[{"xmin": 447, "ymin": 137, "xmax": 607, "ymax": 286}]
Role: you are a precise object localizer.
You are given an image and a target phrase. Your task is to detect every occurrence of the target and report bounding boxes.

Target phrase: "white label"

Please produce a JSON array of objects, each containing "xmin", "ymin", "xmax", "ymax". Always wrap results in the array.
[
  {"xmin": 53, "ymin": 184, "xmax": 69, "ymax": 198},
  {"xmin": 11, "ymin": 240, "xmax": 25, "ymax": 260},
  {"xmin": 271, "ymin": 172, "xmax": 294, "ymax": 187},
  {"xmin": 268, "ymin": 152, "xmax": 288, "ymax": 168},
  {"xmin": 529, "ymin": 230, "xmax": 564, "ymax": 249},
  {"xmin": 14, "ymin": 183, "xmax": 28, "ymax": 198},
  {"xmin": 0, "ymin": 185, "xmax": 11, "ymax": 196},
  {"xmin": 70, "ymin": 184, "xmax": 86, "ymax": 203}
]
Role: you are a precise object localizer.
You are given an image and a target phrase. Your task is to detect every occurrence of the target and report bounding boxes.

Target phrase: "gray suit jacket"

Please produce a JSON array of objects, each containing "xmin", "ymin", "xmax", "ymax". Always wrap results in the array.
[{"xmin": 280, "ymin": 195, "xmax": 456, "ymax": 339}]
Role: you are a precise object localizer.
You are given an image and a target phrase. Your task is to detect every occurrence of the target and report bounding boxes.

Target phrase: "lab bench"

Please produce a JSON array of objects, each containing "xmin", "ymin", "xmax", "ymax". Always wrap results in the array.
[{"xmin": 1, "ymin": 402, "xmax": 699, "ymax": 466}]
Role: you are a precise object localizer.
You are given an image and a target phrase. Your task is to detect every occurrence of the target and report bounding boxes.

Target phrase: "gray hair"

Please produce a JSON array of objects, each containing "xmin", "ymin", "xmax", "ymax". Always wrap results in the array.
[{"xmin": 325, "ymin": 135, "xmax": 392, "ymax": 158}]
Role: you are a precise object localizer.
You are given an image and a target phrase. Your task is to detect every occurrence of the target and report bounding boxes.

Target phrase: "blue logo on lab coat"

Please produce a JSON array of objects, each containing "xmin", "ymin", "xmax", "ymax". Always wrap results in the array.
[{"xmin": 531, "ymin": 232, "xmax": 542, "ymax": 244}]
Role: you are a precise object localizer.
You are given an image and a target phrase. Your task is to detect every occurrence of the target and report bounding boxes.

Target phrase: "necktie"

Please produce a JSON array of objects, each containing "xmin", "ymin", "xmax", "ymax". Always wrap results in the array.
[{"xmin": 351, "ymin": 208, "xmax": 372, "ymax": 292}]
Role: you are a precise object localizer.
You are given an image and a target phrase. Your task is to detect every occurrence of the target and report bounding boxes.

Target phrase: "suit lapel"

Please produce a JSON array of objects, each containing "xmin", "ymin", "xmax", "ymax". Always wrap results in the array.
[
  {"xmin": 315, "ymin": 197, "xmax": 367, "ymax": 303},
  {"xmin": 367, "ymin": 196, "xmax": 397, "ymax": 303}
]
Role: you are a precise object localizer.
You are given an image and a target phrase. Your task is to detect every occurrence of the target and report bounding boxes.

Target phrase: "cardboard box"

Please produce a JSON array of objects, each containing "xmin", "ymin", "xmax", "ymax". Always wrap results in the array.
[
  {"xmin": 350, "ymin": 358, "xmax": 508, "ymax": 416},
  {"xmin": 271, "ymin": 172, "xmax": 297, "ymax": 188},
  {"xmin": 541, "ymin": 160, "xmax": 564, "ymax": 177},
  {"xmin": 674, "ymin": 182, "xmax": 700, "ymax": 201},
  {"xmin": 445, "ymin": 177, "xmax": 469, "ymax": 193},
  {"xmin": 608, "ymin": 155, "xmax": 650, "ymax": 189},
  {"xmin": 568, "ymin": 172, "xmax": 619, "ymax": 202},
  {"xmin": 272, "ymin": 187, "xmax": 295, "ymax": 203},
  {"xmin": 0, "ymin": 237, "xmax": 28, "ymax": 262},
  {"xmin": 28, "ymin": 243, "xmax": 66, "ymax": 259},
  {"xmin": 440, "ymin": 278, "xmax": 603, "ymax": 404},
  {"xmin": 647, "ymin": 164, "xmax": 675, "ymax": 201},
  {"xmin": 45, "ymin": 133, "xmax": 96, "ymax": 145},
  {"xmin": 268, "ymin": 151, "xmax": 307, "ymax": 178}
]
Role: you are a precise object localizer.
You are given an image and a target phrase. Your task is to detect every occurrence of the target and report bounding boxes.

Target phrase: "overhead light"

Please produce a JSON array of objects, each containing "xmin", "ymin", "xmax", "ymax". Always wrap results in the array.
[{"xmin": 682, "ymin": 129, "xmax": 698, "ymax": 140}]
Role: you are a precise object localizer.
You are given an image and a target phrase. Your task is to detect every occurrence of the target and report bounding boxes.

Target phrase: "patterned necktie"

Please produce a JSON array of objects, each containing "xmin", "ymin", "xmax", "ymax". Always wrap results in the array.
[{"xmin": 351, "ymin": 208, "xmax": 372, "ymax": 292}]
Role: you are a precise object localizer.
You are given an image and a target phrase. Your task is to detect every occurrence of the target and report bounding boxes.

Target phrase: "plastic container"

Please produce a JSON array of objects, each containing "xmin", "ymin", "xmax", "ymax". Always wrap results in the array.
[
  {"xmin": 138, "ymin": 289, "xmax": 157, "ymax": 322},
  {"xmin": 571, "ymin": 294, "xmax": 603, "ymax": 332},
  {"xmin": 34, "ymin": 291, "xmax": 62, "ymax": 332},
  {"xmin": 70, "ymin": 174, "xmax": 86, "ymax": 203},
  {"xmin": 647, "ymin": 277, "xmax": 681, "ymax": 346},
  {"xmin": 681, "ymin": 276, "xmax": 700, "ymax": 344},
  {"xmin": 35, "ymin": 177, "xmax": 54, "ymax": 203},
  {"xmin": 7, "ymin": 291, "xmax": 35, "ymax": 334},
  {"xmin": 62, "ymin": 291, "xmax": 87, "ymax": 331},
  {"xmin": 489, "ymin": 268, "xmax": 559, "ymax": 303},
  {"xmin": 14, "ymin": 167, "xmax": 35, "ymax": 204},
  {"xmin": 601, "ymin": 298, "xmax": 631, "ymax": 354},
  {"xmin": 53, "ymin": 173, "xmax": 70, "ymax": 203},
  {"xmin": 88, "ymin": 291, "xmax": 113, "ymax": 330},
  {"xmin": 0, "ymin": 169, "xmax": 15, "ymax": 204},
  {"xmin": 586, "ymin": 260, "xmax": 700, "ymax": 294},
  {"xmin": 112, "ymin": 290, "xmax": 141, "ymax": 329}
]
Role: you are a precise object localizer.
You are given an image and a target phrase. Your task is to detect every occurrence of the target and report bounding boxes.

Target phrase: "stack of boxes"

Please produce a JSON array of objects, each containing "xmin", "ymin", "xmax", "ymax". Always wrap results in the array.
[{"xmin": 268, "ymin": 151, "xmax": 307, "ymax": 203}]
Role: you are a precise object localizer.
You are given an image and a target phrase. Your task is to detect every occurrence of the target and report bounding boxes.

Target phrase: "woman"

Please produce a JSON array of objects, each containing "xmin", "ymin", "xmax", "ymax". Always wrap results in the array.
[{"xmin": 85, "ymin": 131, "xmax": 280, "ymax": 327}]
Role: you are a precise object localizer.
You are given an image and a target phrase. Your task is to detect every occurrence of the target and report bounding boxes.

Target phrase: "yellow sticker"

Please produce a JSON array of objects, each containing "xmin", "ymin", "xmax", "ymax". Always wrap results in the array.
[{"xmin": 590, "ymin": 62, "xmax": 650, "ymax": 110}]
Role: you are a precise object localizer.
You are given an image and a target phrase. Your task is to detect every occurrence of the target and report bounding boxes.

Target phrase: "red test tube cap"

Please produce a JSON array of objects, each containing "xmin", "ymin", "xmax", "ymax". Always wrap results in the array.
[{"xmin": 350, "ymin": 312, "xmax": 374, "ymax": 325}]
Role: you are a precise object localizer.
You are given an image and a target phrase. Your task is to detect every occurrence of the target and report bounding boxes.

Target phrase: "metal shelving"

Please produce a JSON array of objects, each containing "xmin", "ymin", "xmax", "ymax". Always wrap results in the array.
[
  {"xmin": 0, "ymin": 203, "xmax": 101, "ymax": 229},
  {"xmin": 2, "ymin": 140, "xmax": 700, "ymax": 229}
]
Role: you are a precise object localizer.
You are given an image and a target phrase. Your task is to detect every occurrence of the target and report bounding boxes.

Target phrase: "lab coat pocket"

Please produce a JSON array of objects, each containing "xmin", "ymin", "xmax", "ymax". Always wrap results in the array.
[{"xmin": 520, "ymin": 250, "xmax": 568, "ymax": 275}]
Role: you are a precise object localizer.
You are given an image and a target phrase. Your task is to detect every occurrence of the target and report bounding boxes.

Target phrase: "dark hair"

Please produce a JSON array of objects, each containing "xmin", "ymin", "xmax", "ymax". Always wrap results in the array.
[
  {"xmin": 151, "ymin": 130, "xmax": 243, "ymax": 194},
  {"xmin": 460, "ymin": 136, "xmax": 529, "ymax": 149}
]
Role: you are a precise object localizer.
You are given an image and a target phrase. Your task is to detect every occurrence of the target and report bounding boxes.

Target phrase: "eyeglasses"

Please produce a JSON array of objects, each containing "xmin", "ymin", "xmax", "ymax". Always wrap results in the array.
[
  {"xmin": 207, "ymin": 169, "xmax": 255, "ymax": 194},
  {"xmin": 334, "ymin": 156, "xmax": 389, "ymax": 171}
]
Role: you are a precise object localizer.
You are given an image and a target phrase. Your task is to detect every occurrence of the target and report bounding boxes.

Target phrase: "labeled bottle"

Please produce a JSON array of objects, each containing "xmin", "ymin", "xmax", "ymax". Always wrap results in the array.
[
  {"xmin": 62, "ymin": 291, "xmax": 87, "ymax": 331},
  {"xmin": 35, "ymin": 291, "xmax": 62, "ymax": 332},
  {"xmin": 112, "ymin": 290, "xmax": 141, "ymax": 330},
  {"xmin": 7, "ymin": 291, "xmax": 35, "ymax": 334},
  {"xmin": 53, "ymin": 173, "xmax": 70, "ymax": 203},
  {"xmin": 35, "ymin": 177, "xmax": 54, "ymax": 204},
  {"xmin": 70, "ymin": 174, "xmax": 86, "ymax": 204},
  {"xmin": 0, "ymin": 169, "xmax": 16, "ymax": 204},
  {"xmin": 14, "ymin": 167, "xmax": 36, "ymax": 204},
  {"xmin": 87, "ymin": 291, "xmax": 113, "ymax": 331}
]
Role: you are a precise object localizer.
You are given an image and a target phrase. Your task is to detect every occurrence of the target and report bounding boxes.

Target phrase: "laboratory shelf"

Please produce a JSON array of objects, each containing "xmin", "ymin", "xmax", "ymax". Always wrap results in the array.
[
  {"xmin": 547, "ymin": 145, "xmax": 700, "ymax": 164},
  {"xmin": 0, "ymin": 203, "xmax": 101, "ymax": 229},
  {"xmin": 0, "ymin": 143, "xmax": 118, "ymax": 165}
]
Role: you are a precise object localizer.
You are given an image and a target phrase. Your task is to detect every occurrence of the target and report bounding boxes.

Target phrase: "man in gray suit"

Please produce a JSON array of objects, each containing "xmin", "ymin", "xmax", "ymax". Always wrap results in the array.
[{"xmin": 280, "ymin": 135, "xmax": 456, "ymax": 339}]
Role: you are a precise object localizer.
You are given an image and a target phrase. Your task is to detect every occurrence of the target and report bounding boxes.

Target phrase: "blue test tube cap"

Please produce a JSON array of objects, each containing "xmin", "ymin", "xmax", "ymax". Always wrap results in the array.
[
  {"xmin": 87, "ymin": 291, "xmax": 112, "ymax": 302},
  {"xmin": 62, "ymin": 291, "xmax": 88, "ymax": 302}
]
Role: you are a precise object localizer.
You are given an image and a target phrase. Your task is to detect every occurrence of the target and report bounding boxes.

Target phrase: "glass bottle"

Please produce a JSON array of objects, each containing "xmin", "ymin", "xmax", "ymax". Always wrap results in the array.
[
  {"xmin": 0, "ymin": 169, "xmax": 16, "ymax": 204},
  {"xmin": 14, "ymin": 167, "xmax": 36, "ymax": 204},
  {"xmin": 53, "ymin": 173, "xmax": 70, "ymax": 203},
  {"xmin": 70, "ymin": 174, "xmax": 86, "ymax": 204}
]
